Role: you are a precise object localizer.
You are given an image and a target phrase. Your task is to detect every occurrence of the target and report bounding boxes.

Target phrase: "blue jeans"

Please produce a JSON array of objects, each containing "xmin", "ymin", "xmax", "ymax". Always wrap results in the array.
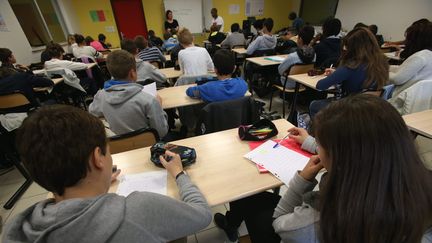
[{"xmin": 309, "ymin": 98, "xmax": 334, "ymax": 119}]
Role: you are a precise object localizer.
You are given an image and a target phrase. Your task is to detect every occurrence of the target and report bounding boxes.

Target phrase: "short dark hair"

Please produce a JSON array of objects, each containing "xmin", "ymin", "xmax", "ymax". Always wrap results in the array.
[
  {"xmin": 134, "ymin": 35, "xmax": 148, "ymax": 50},
  {"xmin": 368, "ymin": 24, "xmax": 378, "ymax": 35},
  {"xmin": 16, "ymin": 105, "xmax": 107, "ymax": 196},
  {"xmin": 288, "ymin": 12, "xmax": 297, "ymax": 20},
  {"xmin": 165, "ymin": 10, "xmax": 172, "ymax": 19},
  {"xmin": 298, "ymin": 25, "xmax": 315, "ymax": 45},
  {"xmin": 46, "ymin": 42, "xmax": 65, "ymax": 59},
  {"xmin": 74, "ymin": 34, "xmax": 85, "ymax": 45},
  {"xmin": 163, "ymin": 32, "xmax": 172, "ymax": 40},
  {"xmin": 0, "ymin": 48, "xmax": 12, "ymax": 63},
  {"xmin": 148, "ymin": 30, "xmax": 155, "ymax": 37},
  {"xmin": 253, "ymin": 19, "xmax": 264, "ymax": 30},
  {"xmin": 354, "ymin": 22, "xmax": 368, "ymax": 29},
  {"xmin": 107, "ymin": 50, "xmax": 136, "ymax": 80},
  {"xmin": 213, "ymin": 49, "xmax": 235, "ymax": 75},
  {"xmin": 85, "ymin": 36, "xmax": 94, "ymax": 45},
  {"xmin": 263, "ymin": 18, "xmax": 274, "ymax": 32},
  {"xmin": 323, "ymin": 18, "xmax": 342, "ymax": 37},
  {"xmin": 231, "ymin": 23, "xmax": 240, "ymax": 32},
  {"xmin": 98, "ymin": 33, "xmax": 106, "ymax": 42},
  {"xmin": 121, "ymin": 39, "xmax": 138, "ymax": 55}
]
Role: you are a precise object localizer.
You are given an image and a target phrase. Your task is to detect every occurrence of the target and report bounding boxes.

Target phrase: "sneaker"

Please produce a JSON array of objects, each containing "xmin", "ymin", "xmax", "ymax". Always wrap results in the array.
[{"xmin": 214, "ymin": 213, "xmax": 239, "ymax": 242}]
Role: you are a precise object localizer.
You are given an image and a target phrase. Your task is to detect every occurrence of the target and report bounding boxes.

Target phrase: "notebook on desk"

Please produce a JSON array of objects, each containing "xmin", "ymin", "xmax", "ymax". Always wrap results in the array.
[{"xmin": 264, "ymin": 56, "xmax": 285, "ymax": 62}]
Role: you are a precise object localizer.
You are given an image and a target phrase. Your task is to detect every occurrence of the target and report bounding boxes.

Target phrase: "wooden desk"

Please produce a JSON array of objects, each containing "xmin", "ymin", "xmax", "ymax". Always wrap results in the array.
[
  {"xmin": 110, "ymin": 119, "xmax": 293, "ymax": 206},
  {"xmin": 384, "ymin": 52, "xmax": 402, "ymax": 61},
  {"xmin": 246, "ymin": 55, "xmax": 288, "ymax": 66},
  {"xmin": 403, "ymin": 109, "xmax": 432, "ymax": 139},
  {"xmin": 159, "ymin": 67, "xmax": 183, "ymax": 79},
  {"xmin": 232, "ymin": 48, "xmax": 247, "ymax": 55},
  {"xmin": 158, "ymin": 84, "xmax": 203, "ymax": 109},
  {"xmin": 286, "ymin": 73, "xmax": 326, "ymax": 123},
  {"xmin": 33, "ymin": 78, "xmax": 64, "ymax": 92}
]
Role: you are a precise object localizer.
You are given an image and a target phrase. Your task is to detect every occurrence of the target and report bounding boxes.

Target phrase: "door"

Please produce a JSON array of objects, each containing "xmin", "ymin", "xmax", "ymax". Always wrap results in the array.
[{"xmin": 111, "ymin": 0, "xmax": 148, "ymax": 40}]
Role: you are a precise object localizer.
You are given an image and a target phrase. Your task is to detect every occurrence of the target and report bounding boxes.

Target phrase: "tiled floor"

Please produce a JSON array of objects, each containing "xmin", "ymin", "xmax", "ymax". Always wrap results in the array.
[{"xmin": 1, "ymin": 93, "xmax": 432, "ymax": 242}]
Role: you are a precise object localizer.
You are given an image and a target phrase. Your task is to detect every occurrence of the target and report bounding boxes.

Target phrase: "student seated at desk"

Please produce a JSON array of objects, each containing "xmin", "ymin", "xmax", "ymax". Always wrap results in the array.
[
  {"xmin": 221, "ymin": 23, "xmax": 246, "ymax": 49},
  {"xmin": 368, "ymin": 24, "xmax": 384, "ymax": 47},
  {"xmin": 389, "ymin": 21, "xmax": 432, "ymax": 102},
  {"xmin": 98, "ymin": 33, "xmax": 112, "ymax": 50},
  {"xmin": 0, "ymin": 67, "xmax": 53, "ymax": 110},
  {"xmin": 44, "ymin": 44, "xmax": 98, "ymax": 95},
  {"xmin": 208, "ymin": 25, "xmax": 226, "ymax": 45},
  {"xmin": 313, "ymin": 18, "xmax": 342, "ymax": 68},
  {"xmin": 2, "ymin": 105, "xmax": 212, "ymax": 243},
  {"xmin": 72, "ymin": 34, "xmax": 104, "ymax": 62},
  {"xmin": 120, "ymin": 39, "xmax": 168, "ymax": 88},
  {"xmin": 278, "ymin": 25, "xmax": 315, "ymax": 89},
  {"xmin": 148, "ymin": 30, "xmax": 164, "ymax": 49},
  {"xmin": 178, "ymin": 28, "xmax": 214, "ymax": 76},
  {"xmin": 246, "ymin": 18, "xmax": 277, "ymax": 55},
  {"xmin": 0, "ymin": 48, "xmax": 31, "ymax": 73},
  {"xmin": 215, "ymin": 94, "xmax": 432, "ymax": 243},
  {"xmin": 309, "ymin": 27, "xmax": 388, "ymax": 117},
  {"xmin": 135, "ymin": 35, "xmax": 166, "ymax": 65},
  {"xmin": 89, "ymin": 50, "xmax": 169, "ymax": 138},
  {"xmin": 162, "ymin": 32, "xmax": 179, "ymax": 52},
  {"xmin": 186, "ymin": 49, "xmax": 247, "ymax": 102}
]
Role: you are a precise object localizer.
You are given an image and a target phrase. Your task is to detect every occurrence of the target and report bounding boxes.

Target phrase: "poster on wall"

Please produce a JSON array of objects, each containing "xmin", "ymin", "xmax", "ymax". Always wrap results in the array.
[
  {"xmin": 89, "ymin": 10, "xmax": 106, "ymax": 22},
  {"xmin": 229, "ymin": 4, "xmax": 240, "ymax": 15},
  {"xmin": 245, "ymin": 0, "xmax": 264, "ymax": 17},
  {"xmin": 0, "ymin": 13, "xmax": 8, "ymax": 32}
]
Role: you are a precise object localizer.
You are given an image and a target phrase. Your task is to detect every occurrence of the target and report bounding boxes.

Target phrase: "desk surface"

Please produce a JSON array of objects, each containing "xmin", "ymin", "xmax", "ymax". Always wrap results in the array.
[
  {"xmin": 403, "ymin": 109, "xmax": 432, "ymax": 139},
  {"xmin": 384, "ymin": 52, "xmax": 402, "ymax": 61},
  {"xmin": 232, "ymin": 48, "xmax": 247, "ymax": 55},
  {"xmin": 158, "ymin": 84, "xmax": 203, "ymax": 109},
  {"xmin": 159, "ymin": 67, "xmax": 183, "ymax": 79},
  {"xmin": 110, "ymin": 118, "xmax": 293, "ymax": 206},
  {"xmin": 288, "ymin": 73, "xmax": 325, "ymax": 89},
  {"xmin": 246, "ymin": 55, "xmax": 288, "ymax": 66},
  {"xmin": 33, "ymin": 78, "xmax": 64, "ymax": 92}
]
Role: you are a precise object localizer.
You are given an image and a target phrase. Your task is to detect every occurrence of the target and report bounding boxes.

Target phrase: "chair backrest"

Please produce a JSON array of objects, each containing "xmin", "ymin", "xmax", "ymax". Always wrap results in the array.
[
  {"xmin": 195, "ymin": 96, "xmax": 260, "ymax": 135},
  {"xmin": 288, "ymin": 64, "xmax": 314, "ymax": 75},
  {"xmin": 0, "ymin": 91, "xmax": 32, "ymax": 113},
  {"xmin": 109, "ymin": 127, "xmax": 159, "ymax": 154}
]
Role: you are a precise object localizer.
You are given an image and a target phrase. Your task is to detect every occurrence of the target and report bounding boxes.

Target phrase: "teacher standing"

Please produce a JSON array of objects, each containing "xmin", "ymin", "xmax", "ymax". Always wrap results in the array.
[
  {"xmin": 210, "ymin": 8, "xmax": 224, "ymax": 32},
  {"xmin": 164, "ymin": 10, "xmax": 179, "ymax": 33}
]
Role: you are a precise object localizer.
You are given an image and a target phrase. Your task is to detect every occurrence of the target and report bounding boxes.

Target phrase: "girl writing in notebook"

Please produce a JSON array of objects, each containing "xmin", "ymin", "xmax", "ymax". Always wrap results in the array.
[{"xmin": 215, "ymin": 94, "xmax": 432, "ymax": 243}]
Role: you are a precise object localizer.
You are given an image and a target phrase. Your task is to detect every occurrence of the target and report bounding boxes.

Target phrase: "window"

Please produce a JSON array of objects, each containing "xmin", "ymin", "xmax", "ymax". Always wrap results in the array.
[{"xmin": 9, "ymin": 0, "xmax": 66, "ymax": 47}]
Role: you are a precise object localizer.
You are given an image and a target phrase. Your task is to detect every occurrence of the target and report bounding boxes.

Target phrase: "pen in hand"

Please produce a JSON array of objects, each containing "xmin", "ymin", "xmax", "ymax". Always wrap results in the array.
[{"xmin": 273, "ymin": 132, "xmax": 291, "ymax": 148}]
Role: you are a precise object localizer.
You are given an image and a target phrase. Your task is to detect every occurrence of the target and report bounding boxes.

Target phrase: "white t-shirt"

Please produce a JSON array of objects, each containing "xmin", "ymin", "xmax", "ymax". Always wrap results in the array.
[
  {"xmin": 72, "ymin": 46, "xmax": 103, "ymax": 61},
  {"xmin": 178, "ymin": 46, "xmax": 214, "ymax": 76},
  {"xmin": 45, "ymin": 58, "xmax": 88, "ymax": 71},
  {"xmin": 212, "ymin": 16, "xmax": 224, "ymax": 32}
]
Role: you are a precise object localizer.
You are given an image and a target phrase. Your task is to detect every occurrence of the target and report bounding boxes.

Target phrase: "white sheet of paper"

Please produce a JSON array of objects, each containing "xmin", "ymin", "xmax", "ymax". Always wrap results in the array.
[
  {"xmin": 244, "ymin": 140, "xmax": 309, "ymax": 185},
  {"xmin": 141, "ymin": 82, "xmax": 157, "ymax": 97},
  {"xmin": 265, "ymin": 56, "xmax": 285, "ymax": 62},
  {"xmin": 117, "ymin": 170, "xmax": 167, "ymax": 197}
]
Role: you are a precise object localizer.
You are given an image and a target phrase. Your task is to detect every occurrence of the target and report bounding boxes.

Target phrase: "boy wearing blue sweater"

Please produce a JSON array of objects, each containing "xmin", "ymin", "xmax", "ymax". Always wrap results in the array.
[{"xmin": 186, "ymin": 49, "xmax": 248, "ymax": 102}]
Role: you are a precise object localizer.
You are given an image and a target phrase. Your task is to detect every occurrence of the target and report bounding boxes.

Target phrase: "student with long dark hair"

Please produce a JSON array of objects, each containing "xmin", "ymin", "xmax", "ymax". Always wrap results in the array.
[
  {"xmin": 389, "ymin": 21, "xmax": 432, "ymax": 99},
  {"xmin": 309, "ymin": 27, "xmax": 389, "ymax": 117},
  {"xmin": 216, "ymin": 94, "xmax": 432, "ymax": 242},
  {"xmin": 164, "ymin": 10, "xmax": 179, "ymax": 34}
]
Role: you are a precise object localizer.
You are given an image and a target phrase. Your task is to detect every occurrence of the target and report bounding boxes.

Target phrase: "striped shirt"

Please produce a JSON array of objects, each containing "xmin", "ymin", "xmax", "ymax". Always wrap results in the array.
[{"xmin": 137, "ymin": 47, "xmax": 166, "ymax": 63}]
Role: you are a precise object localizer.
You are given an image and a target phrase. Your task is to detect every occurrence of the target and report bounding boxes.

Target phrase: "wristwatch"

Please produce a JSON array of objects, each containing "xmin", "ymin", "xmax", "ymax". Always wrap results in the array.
[{"xmin": 175, "ymin": 170, "xmax": 187, "ymax": 180}]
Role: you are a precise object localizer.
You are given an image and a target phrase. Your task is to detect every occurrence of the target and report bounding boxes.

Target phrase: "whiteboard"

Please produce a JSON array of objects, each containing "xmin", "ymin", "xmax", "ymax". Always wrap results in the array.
[{"xmin": 163, "ymin": 0, "xmax": 203, "ymax": 33}]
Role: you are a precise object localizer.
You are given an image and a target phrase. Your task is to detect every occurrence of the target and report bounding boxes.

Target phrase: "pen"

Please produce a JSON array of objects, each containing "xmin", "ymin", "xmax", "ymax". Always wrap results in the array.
[
  {"xmin": 273, "ymin": 132, "xmax": 291, "ymax": 148},
  {"xmin": 330, "ymin": 64, "xmax": 334, "ymax": 69}
]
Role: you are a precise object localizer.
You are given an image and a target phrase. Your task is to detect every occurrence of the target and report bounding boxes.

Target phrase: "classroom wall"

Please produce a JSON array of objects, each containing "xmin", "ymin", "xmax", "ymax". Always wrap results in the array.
[
  {"xmin": 212, "ymin": 0, "xmax": 293, "ymax": 33},
  {"xmin": 0, "ymin": 1, "xmax": 37, "ymax": 65},
  {"xmin": 336, "ymin": 0, "xmax": 432, "ymax": 41},
  {"xmin": 69, "ymin": 0, "xmax": 121, "ymax": 48}
]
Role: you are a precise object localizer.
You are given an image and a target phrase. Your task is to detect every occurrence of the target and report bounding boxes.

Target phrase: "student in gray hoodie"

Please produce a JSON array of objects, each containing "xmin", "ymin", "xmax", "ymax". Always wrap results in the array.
[
  {"xmin": 120, "ymin": 39, "xmax": 168, "ymax": 88},
  {"xmin": 246, "ymin": 18, "xmax": 277, "ymax": 55},
  {"xmin": 89, "ymin": 50, "xmax": 169, "ymax": 137},
  {"xmin": 2, "ymin": 105, "xmax": 212, "ymax": 243}
]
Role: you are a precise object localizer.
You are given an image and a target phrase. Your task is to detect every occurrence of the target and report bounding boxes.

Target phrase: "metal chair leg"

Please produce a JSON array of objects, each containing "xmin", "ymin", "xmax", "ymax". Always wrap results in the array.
[{"xmin": 3, "ymin": 160, "xmax": 33, "ymax": 210}]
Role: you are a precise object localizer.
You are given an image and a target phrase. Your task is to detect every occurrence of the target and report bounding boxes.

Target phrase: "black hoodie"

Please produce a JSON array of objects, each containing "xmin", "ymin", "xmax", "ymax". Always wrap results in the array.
[{"xmin": 314, "ymin": 37, "xmax": 341, "ymax": 68}]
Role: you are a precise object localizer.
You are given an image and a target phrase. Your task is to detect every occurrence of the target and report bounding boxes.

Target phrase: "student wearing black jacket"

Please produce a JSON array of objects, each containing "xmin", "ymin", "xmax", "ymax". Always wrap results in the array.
[{"xmin": 313, "ymin": 18, "xmax": 342, "ymax": 68}]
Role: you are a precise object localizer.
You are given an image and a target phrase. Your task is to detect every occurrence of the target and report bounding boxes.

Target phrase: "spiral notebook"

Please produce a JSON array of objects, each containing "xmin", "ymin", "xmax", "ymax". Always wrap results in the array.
[{"xmin": 244, "ymin": 140, "xmax": 309, "ymax": 185}]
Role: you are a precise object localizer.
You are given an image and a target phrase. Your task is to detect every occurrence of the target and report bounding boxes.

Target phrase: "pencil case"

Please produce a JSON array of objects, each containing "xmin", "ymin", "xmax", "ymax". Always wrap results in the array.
[
  {"xmin": 150, "ymin": 142, "xmax": 196, "ymax": 168},
  {"xmin": 238, "ymin": 119, "xmax": 278, "ymax": 141}
]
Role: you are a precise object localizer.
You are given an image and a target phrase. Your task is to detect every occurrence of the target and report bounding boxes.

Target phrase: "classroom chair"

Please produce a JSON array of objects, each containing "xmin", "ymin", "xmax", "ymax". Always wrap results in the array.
[
  {"xmin": 195, "ymin": 96, "xmax": 260, "ymax": 135},
  {"xmin": 232, "ymin": 45, "xmax": 247, "ymax": 78},
  {"xmin": 269, "ymin": 64, "xmax": 314, "ymax": 117},
  {"xmin": 245, "ymin": 49, "xmax": 277, "ymax": 97},
  {"xmin": 108, "ymin": 127, "xmax": 160, "ymax": 154},
  {"xmin": 0, "ymin": 91, "xmax": 34, "ymax": 209}
]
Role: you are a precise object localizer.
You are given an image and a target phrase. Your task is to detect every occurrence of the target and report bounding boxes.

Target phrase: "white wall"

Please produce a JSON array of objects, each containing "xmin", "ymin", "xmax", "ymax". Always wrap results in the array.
[
  {"xmin": 336, "ymin": 0, "xmax": 432, "ymax": 41},
  {"xmin": 57, "ymin": 0, "xmax": 81, "ymax": 35},
  {"xmin": 0, "ymin": 1, "xmax": 36, "ymax": 65}
]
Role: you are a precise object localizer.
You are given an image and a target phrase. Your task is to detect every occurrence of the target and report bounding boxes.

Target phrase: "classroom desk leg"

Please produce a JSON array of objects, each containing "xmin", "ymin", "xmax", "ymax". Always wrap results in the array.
[
  {"xmin": 287, "ymin": 82, "xmax": 300, "ymax": 125},
  {"xmin": 3, "ymin": 161, "xmax": 33, "ymax": 210}
]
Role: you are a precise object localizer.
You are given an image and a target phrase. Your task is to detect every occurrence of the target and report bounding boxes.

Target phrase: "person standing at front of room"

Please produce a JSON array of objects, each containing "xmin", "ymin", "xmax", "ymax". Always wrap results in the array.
[{"xmin": 210, "ymin": 8, "xmax": 224, "ymax": 32}]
